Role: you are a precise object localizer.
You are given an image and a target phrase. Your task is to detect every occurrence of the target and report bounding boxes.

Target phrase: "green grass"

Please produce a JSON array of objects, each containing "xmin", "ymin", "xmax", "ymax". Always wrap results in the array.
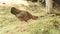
[{"xmin": 0, "ymin": 3, "xmax": 60, "ymax": 34}]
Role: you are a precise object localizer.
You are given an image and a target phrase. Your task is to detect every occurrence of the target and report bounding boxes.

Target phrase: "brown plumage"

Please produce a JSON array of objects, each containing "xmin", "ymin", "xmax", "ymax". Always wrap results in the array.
[{"xmin": 11, "ymin": 7, "xmax": 38, "ymax": 21}]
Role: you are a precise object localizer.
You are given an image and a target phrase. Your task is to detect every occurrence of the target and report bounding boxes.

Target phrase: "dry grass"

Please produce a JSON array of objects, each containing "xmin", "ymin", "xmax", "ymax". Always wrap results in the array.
[{"xmin": 0, "ymin": 3, "xmax": 60, "ymax": 34}]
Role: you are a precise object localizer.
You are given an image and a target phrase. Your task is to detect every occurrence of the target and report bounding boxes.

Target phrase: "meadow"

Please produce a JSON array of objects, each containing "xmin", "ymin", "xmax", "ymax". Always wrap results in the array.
[{"xmin": 0, "ymin": 2, "xmax": 60, "ymax": 34}]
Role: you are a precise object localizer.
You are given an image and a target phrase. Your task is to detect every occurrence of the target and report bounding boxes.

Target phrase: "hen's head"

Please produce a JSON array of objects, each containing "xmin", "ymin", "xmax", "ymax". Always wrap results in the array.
[{"xmin": 11, "ymin": 7, "xmax": 20, "ymax": 15}]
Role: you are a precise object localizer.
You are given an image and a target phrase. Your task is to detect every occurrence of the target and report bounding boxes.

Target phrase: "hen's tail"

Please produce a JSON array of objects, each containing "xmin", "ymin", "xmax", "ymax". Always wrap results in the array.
[{"xmin": 31, "ymin": 16, "xmax": 38, "ymax": 19}]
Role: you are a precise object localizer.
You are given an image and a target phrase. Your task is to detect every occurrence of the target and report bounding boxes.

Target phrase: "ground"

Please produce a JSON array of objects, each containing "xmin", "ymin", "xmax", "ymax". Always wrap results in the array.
[{"xmin": 0, "ymin": 2, "xmax": 60, "ymax": 34}]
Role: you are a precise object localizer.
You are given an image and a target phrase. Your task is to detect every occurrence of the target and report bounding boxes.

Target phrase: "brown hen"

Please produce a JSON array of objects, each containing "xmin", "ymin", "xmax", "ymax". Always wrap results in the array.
[{"xmin": 11, "ymin": 7, "xmax": 38, "ymax": 21}]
